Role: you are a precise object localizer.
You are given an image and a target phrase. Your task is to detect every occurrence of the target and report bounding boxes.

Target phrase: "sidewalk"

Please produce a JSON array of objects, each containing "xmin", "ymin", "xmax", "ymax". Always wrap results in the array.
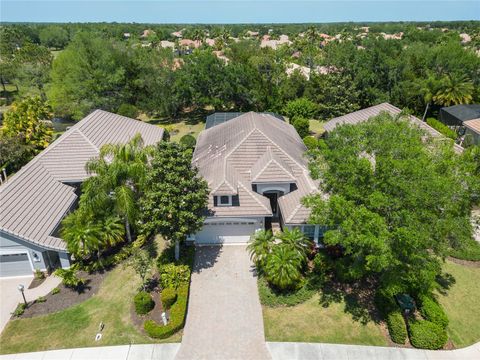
[
  {"xmin": 267, "ymin": 341, "xmax": 480, "ymax": 360},
  {"xmin": 0, "ymin": 344, "xmax": 181, "ymax": 360}
]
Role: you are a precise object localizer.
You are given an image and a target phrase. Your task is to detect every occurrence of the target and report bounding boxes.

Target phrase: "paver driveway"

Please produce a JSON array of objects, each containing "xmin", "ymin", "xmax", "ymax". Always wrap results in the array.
[{"xmin": 175, "ymin": 245, "xmax": 271, "ymax": 360}]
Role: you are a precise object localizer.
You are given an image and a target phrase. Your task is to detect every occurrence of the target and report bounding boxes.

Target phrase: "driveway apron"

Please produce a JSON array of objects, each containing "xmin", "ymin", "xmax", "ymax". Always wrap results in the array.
[{"xmin": 175, "ymin": 245, "xmax": 271, "ymax": 360}]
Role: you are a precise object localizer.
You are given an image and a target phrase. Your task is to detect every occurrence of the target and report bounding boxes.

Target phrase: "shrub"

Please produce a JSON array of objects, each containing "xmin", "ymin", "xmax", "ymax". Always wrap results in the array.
[
  {"xmin": 34, "ymin": 269, "xmax": 45, "ymax": 280},
  {"xmin": 292, "ymin": 116, "xmax": 310, "ymax": 139},
  {"xmin": 161, "ymin": 287, "xmax": 177, "ymax": 309},
  {"xmin": 179, "ymin": 134, "xmax": 196, "ymax": 149},
  {"xmin": 303, "ymin": 136, "xmax": 318, "ymax": 150},
  {"xmin": 258, "ymin": 277, "xmax": 315, "ymax": 307},
  {"xmin": 426, "ymin": 118, "xmax": 457, "ymax": 140},
  {"xmin": 117, "ymin": 103, "xmax": 138, "ymax": 119},
  {"xmin": 54, "ymin": 268, "xmax": 85, "ymax": 289},
  {"xmin": 134, "ymin": 291, "xmax": 155, "ymax": 315},
  {"xmin": 159, "ymin": 263, "xmax": 191, "ymax": 289},
  {"xmin": 35, "ymin": 296, "xmax": 47, "ymax": 303},
  {"xmin": 419, "ymin": 296, "xmax": 449, "ymax": 328},
  {"xmin": 449, "ymin": 238, "xmax": 480, "ymax": 261},
  {"xmin": 409, "ymin": 320, "xmax": 448, "ymax": 349},
  {"xmin": 284, "ymin": 98, "xmax": 318, "ymax": 119},
  {"xmin": 51, "ymin": 287, "xmax": 60, "ymax": 295},
  {"xmin": 144, "ymin": 285, "xmax": 189, "ymax": 339},
  {"xmin": 12, "ymin": 303, "xmax": 27, "ymax": 317},
  {"xmin": 386, "ymin": 311, "xmax": 408, "ymax": 344}
]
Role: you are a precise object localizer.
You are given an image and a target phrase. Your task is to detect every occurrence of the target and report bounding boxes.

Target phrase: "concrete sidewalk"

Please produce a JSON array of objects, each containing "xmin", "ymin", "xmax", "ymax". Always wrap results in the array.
[
  {"xmin": 0, "ymin": 344, "xmax": 181, "ymax": 360},
  {"xmin": 267, "ymin": 341, "xmax": 480, "ymax": 360}
]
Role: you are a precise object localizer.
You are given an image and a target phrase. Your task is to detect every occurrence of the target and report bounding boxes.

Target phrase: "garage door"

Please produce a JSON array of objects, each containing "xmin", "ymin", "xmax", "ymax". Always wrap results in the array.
[
  {"xmin": 0, "ymin": 253, "xmax": 32, "ymax": 277},
  {"xmin": 195, "ymin": 221, "xmax": 260, "ymax": 244}
]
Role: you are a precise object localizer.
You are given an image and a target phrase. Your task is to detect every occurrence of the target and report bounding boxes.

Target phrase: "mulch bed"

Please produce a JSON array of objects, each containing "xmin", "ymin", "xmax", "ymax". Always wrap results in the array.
[
  {"xmin": 447, "ymin": 256, "xmax": 480, "ymax": 268},
  {"xmin": 18, "ymin": 270, "xmax": 108, "ymax": 319},
  {"xmin": 131, "ymin": 290, "xmax": 167, "ymax": 335}
]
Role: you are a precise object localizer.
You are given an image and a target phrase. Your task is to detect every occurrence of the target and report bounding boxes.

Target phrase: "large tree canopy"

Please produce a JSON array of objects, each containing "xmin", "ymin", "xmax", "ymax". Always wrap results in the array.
[{"xmin": 304, "ymin": 113, "xmax": 479, "ymax": 296}]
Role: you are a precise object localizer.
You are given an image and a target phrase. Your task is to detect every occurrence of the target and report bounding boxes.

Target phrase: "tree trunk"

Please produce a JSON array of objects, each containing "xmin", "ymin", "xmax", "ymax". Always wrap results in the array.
[
  {"xmin": 422, "ymin": 102, "xmax": 430, "ymax": 122},
  {"xmin": 125, "ymin": 218, "xmax": 132, "ymax": 243},
  {"xmin": 175, "ymin": 239, "xmax": 180, "ymax": 261}
]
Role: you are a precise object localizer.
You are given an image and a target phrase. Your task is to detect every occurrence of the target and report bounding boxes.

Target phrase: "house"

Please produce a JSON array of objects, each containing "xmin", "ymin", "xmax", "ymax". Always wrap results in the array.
[
  {"xmin": 323, "ymin": 103, "xmax": 464, "ymax": 153},
  {"xmin": 0, "ymin": 111, "xmax": 164, "ymax": 277},
  {"xmin": 160, "ymin": 40, "xmax": 175, "ymax": 49},
  {"xmin": 141, "ymin": 29, "xmax": 155, "ymax": 38},
  {"xmin": 463, "ymin": 118, "xmax": 480, "ymax": 146},
  {"xmin": 440, "ymin": 104, "xmax": 480, "ymax": 126},
  {"xmin": 190, "ymin": 112, "xmax": 324, "ymax": 245}
]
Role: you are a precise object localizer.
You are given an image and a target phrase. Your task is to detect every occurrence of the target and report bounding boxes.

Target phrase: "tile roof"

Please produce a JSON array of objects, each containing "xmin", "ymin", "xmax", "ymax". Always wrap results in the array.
[
  {"xmin": 464, "ymin": 118, "xmax": 480, "ymax": 134},
  {"xmin": 0, "ymin": 110, "xmax": 164, "ymax": 251},
  {"xmin": 193, "ymin": 112, "xmax": 318, "ymax": 223},
  {"xmin": 323, "ymin": 103, "xmax": 464, "ymax": 153}
]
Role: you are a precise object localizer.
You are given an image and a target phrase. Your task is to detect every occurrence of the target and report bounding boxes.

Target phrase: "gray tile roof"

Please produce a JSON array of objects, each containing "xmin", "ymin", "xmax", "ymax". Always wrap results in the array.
[
  {"xmin": 323, "ymin": 103, "xmax": 464, "ymax": 153},
  {"xmin": 193, "ymin": 112, "xmax": 318, "ymax": 223},
  {"xmin": 0, "ymin": 110, "xmax": 164, "ymax": 251}
]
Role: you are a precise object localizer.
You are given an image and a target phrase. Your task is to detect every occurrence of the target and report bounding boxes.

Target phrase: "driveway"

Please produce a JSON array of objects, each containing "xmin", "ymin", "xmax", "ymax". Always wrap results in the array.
[{"xmin": 175, "ymin": 245, "xmax": 271, "ymax": 360}]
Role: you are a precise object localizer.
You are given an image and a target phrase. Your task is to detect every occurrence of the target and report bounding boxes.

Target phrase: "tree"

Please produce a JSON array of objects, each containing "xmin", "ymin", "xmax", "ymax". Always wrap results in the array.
[
  {"xmin": 1, "ymin": 96, "xmax": 53, "ymax": 153},
  {"xmin": 283, "ymin": 98, "xmax": 318, "ymax": 119},
  {"xmin": 179, "ymin": 134, "xmax": 196, "ymax": 149},
  {"xmin": 61, "ymin": 210, "xmax": 103, "ymax": 259},
  {"xmin": 126, "ymin": 248, "xmax": 153, "ymax": 290},
  {"xmin": 433, "ymin": 74, "xmax": 475, "ymax": 107},
  {"xmin": 304, "ymin": 113, "xmax": 478, "ymax": 296},
  {"xmin": 247, "ymin": 230, "xmax": 274, "ymax": 269},
  {"xmin": 0, "ymin": 134, "xmax": 34, "ymax": 174},
  {"xmin": 140, "ymin": 142, "xmax": 209, "ymax": 260},
  {"xmin": 292, "ymin": 116, "xmax": 310, "ymax": 138},
  {"xmin": 39, "ymin": 26, "xmax": 69, "ymax": 49},
  {"xmin": 278, "ymin": 227, "xmax": 311, "ymax": 261},
  {"xmin": 265, "ymin": 245, "xmax": 303, "ymax": 290}
]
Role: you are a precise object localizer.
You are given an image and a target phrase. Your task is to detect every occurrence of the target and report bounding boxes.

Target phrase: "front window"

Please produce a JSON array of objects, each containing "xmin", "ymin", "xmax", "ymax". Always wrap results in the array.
[{"xmin": 216, "ymin": 195, "xmax": 232, "ymax": 206}]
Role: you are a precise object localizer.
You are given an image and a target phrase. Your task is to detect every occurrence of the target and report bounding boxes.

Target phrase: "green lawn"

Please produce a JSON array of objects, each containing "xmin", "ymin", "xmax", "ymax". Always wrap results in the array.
[
  {"xmin": 262, "ymin": 294, "xmax": 388, "ymax": 346},
  {"xmin": 309, "ymin": 119, "xmax": 326, "ymax": 137},
  {"xmin": 438, "ymin": 260, "xmax": 480, "ymax": 348},
  {"xmin": 0, "ymin": 263, "xmax": 180, "ymax": 355},
  {"xmin": 168, "ymin": 121, "xmax": 205, "ymax": 142}
]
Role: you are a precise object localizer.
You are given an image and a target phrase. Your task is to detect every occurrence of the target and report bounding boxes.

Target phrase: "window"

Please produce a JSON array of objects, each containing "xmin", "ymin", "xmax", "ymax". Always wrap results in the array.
[
  {"xmin": 216, "ymin": 195, "xmax": 232, "ymax": 206},
  {"xmin": 302, "ymin": 225, "xmax": 316, "ymax": 241}
]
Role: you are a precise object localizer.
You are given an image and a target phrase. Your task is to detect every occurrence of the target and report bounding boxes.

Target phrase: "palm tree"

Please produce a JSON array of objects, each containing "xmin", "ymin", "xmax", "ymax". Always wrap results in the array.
[
  {"xmin": 433, "ymin": 74, "xmax": 474, "ymax": 107},
  {"xmin": 61, "ymin": 210, "xmax": 102, "ymax": 259},
  {"xmin": 278, "ymin": 227, "xmax": 311, "ymax": 261},
  {"xmin": 413, "ymin": 74, "xmax": 442, "ymax": 121},
  {"xmin": 247, "ymin": 230, "xmax": 274, "ymax": 269},
  {"xmin": 265, "ymin": 245, "xmax": 303, "ymax": 290},
  {"xmin": 100, "ymin": 216, "xmax": 125, "ymax": 247}
]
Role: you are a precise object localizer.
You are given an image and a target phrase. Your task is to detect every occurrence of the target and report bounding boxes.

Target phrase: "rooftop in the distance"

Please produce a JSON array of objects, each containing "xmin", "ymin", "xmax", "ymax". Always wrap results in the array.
[{"xmin": 205, "ymin": 112, "xmax": 284, "ymax": 129}]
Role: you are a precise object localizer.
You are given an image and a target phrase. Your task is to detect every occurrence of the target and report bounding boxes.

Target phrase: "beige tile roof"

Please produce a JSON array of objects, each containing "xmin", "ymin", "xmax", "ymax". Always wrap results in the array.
[
  {"xmin": 323, "ymin": 103, "xmax": 464, "ymax": 153},
  {"xmin": 193, "ymin": 112, "xmax": 318, "ymax": 223},
  {"xmin": 0, "ymin": 110, "xmax": 164, "ymax": 251},
  {"xmin": 464, "ymin": 118, "xmax": 480, "ymax": 134}
]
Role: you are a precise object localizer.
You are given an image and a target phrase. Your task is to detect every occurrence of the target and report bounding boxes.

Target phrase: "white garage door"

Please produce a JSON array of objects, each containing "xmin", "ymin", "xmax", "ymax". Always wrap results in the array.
[
  {"xmin": 195, "ymin": 220, "xmax": 260, "ymax": 244},
  {"xmin": 0, "ymin": 253, "xmax": 32, "ymax": 277}
]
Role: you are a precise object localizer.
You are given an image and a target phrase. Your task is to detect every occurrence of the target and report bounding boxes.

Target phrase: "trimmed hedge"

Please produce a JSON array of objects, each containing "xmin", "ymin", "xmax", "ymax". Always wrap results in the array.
[
  {"xmin": 134, "ymin": 291, "xmax": 155, "ymax": 315},
  {"xmin": 161, "ymin": 287, "xmax": 177, "ymax": 309},
  {"xmin": 409, "ymin": 320, "xmax": 448, "ymax": 350},
  {"xmin": 144, "ymin": 285, "xmax": 189, "ymax": 339},
  {"xmin": 386, "ymin": 311, "xmax": 408, "ymax": 344},
  {"xmin": 449, "ymin": 238, "xmax": 480, "ymax": 261},
  {"xmin": 426, "ymin": 118, "xmax": 457, "ymax": 140},
  {"xmin": 258, "ymin": 277, "xmax": 315, "ymax": 307},
  {"xmin": 419, "ymin": 296, "xmax": 449, "ymax": 328}
]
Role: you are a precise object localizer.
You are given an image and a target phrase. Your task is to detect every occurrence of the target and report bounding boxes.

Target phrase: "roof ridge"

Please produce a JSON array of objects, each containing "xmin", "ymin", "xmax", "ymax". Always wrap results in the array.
[{"xmin": 237, "ymin": 181, "xmax": 272, "ymax": 214}]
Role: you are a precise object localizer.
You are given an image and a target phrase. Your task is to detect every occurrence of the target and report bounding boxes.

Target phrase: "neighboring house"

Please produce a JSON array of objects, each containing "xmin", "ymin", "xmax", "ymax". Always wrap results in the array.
[
  {"xmin": 0, "ymin": 111, "xmax": 164, "ymax": 277},
  {"xmin": 463, "ymin": 118, "xmax": 480, "ymax": 146},
  {"xmin": 323, "ymin": 103, "xmax": 464, "ymax": 154},
  {"xmin": 190, "ymin": 112, "xmax": 324, "ymax": 245},
  {"xmin": 261, "ymin": 34, "xmax": 292, "ymax": 49},
  {"xmin": 160, "ymin": 40, "xmax": 175, "ymax": 49},
  {"xmin": 440, "ymin": 104, "xmax": 480, "ymax": 126}
]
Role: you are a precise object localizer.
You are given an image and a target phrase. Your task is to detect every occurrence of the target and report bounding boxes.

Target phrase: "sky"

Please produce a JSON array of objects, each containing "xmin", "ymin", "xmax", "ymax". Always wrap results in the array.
[{"xmin": 1, "ymin": 0, "xmax": 479, "ymax": 24}]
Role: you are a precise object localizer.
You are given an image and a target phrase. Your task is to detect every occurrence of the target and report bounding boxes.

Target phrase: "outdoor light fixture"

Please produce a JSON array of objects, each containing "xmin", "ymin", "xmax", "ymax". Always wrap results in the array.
[{"xmin": 17, "ymin": 284, "xmax": 27, "ymax": 306}]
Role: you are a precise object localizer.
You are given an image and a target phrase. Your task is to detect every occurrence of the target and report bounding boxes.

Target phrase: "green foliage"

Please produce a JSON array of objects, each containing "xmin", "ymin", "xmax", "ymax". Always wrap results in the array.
[
  {"xmin": 144, "ymin": 285, "xmax": 189, "ymax": 339},
  {"xmin": 265, "ymin": 245, "xmax": 303, "ymax": 291},
  {"xmin": 159, "ymin": 263, "xmax": 190, "ymax": 290},
  {"xmin": 39, "ymin": 26, "xmax": 69, "ymax": 49},
  {"xmin": 35, "ymin": 296, "xmax": 47, "ymax": 303},
  {"xmin": 53, "ymin": 268, "xmax": 84, "ymax": 289},
  {"xmin": 117, "ymin": 103, "xmax": 138, "ymax": 119},
  {"xmin": 51, "ymin": 287, "xmax": 60, "ymax": 295},
  {"xmin": 419, "ymin": 296, "xmax": 449, "ymax": 329},
  {"xmin": 448, "ymin": 238, "xmax": 480, "ymax": 261},
  {"xmin": 426, "ymin": 118, "xmax": 457, "ymax": 140},
  {"xmin": 386, "ymin": 311, "xmax": 407, "ymax": 344},
  {"xmin": 409, "ymin": 320, "xmax": 448, "ymax": 349},
  {"xmin": 247, "ymin": 230, "xmax": 274, "ymax": 269},
  {"xmin": 133, "ymin": 291, "xmax": 155, "ymax": 315},
  {"xmin": 303, "ymin": 136, "xmax": 319, "ymax": 150},
  {"xmin": 34, "ymin": 269, "xmax": 45, "ymax": 280},
  {"xmin": 161, "ymin": 288, "xmax": 177, "ymax": 309},
  {"xmin": 0, "ymin": 134, "xmax": 34, "ymax": 174},
  {"xmin": 179, "ymin": 134, "xmax": 196, "ymax": 149},
  {"xmin": 126, "ymin": 248, "xmax": 153, "ymax": 290},
  {"xmin": 258, "ymin": 277, "xmax": 315, "ymax": 307},
  {"xmin": 12, "ymin": 303, "xmax": 27, "ymax": 317},
  {"xmin": 292, "ymin": 116, "xmax": 310, "ymax": 139},
  {"xmin": 283, "ymin": 98, "xmax": 318, "ymax": 119}
]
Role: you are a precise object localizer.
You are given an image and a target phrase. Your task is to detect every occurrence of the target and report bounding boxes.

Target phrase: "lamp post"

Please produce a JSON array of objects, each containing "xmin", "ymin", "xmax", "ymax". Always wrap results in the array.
[{"xmin": 17, "ymin": 284, "xmax": 27, "ymax": 306}]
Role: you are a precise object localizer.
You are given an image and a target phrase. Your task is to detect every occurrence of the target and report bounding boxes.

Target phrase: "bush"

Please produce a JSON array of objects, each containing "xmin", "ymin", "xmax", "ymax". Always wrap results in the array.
[
  {"xmin": 144, "ymin": 285, "xmax": 189, "ymax": 339},
  {"xmin": 419, "ymin": 296, "xmax": 449, "ymax": 328},
  {"xmin": 284, "ymin": 98, "xmax": 318, "ymax": 119},
  {"xmin": 426, "ymin": 118, "xmax": 457, "ymax": 140},
  {"xmin": 258, "ymin": 277, "xmax": 315, "ymax": 307},
  {"xmin": 34, "ymin": 269, "xmax": 45, "ymax": 280},
  {"xmin": 386, "ymin": 311, "xmax": 408, "ymax": 344},
  {"xmin": 409, "ymin": 320, "xmax": 448, "ymax": 349},
  {"xmin": 161, "ymin": 287, "xmax": 177, "ymax": 309},
  {"xmin": 35, "ymin": 296, "xmax": 47, "ymax": 303},
  {"xmin": 117, "ymin": 103, "xmax": 138, "ymax": 119},
  {"xmin": 449, "ymin": 238, "xmax": 480, "ymax": 261},
  {"xmin": 303, "ymin": 136, "xmax": 319, "ymax": 150},
  {"xmin": 54, "ymin": 268, "xmax": 85, "ymax": 289},
  {"xmin": 51, "ymin": 287, "xmax": 60, "ymax": 295},
  {"xmin": 159, "ymin": 263, "xmax": 191, "ymax": 289},
  {"xmin": 12, "ymin": 303, "xmax": 27, "ymax": 317},
  {"xmin": 179, "ymin": 134, "xmax": 196, "ymax": 149},
  {"xmin": 292, "ymin": 116, "xmax": 310, "ymax": 138},
  {"xmin": 134, "ymin": 291, "xmax": 155, "ymax": 315}
]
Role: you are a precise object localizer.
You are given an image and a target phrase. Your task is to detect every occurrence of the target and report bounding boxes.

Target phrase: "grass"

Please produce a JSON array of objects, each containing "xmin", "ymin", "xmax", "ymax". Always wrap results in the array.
[
  {"xmin": 309, "ymin": 119, "xmax": 326, "ymax": 137},
  {"xmin": 437, "ymin": 260, "xmax": 480, "ymax": 348},
  {"xmin": 168, "ymin": 121, "xmax": 205, "ymax": 142},
  {"xmin": 0, "ymin": 260, "xmax": 180, "ymax": 355},
  {"xmin": 262, "ymin": 293, "xmax": 388, "ymax": 346}
]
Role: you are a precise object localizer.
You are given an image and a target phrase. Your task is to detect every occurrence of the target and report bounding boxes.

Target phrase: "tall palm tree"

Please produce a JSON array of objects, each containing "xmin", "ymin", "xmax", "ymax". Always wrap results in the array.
[
  {"xmin": 433, "ymin": 74, "xmax": 474, "ymax": 107},
  {"xmin": 278, "ymin": 227, "xmax": 311, "ymax": 261},
  {"xmin": 247, "ymin": 230, "xmax": 274, "ymax": 269},
  {"xmin": 265, "ymin": 245, "xmax": 303, "ymax": 290},
  {"xmin": 413, "ymin": 74, "xmax": 442, "ymax": 121},
  {"xmin": 61, "ymin": 210, "xmax": 102, "ymax": 259},
  {"xmin": 100, "ymin": 216, "xmax": 125, "ymax": 247}
]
